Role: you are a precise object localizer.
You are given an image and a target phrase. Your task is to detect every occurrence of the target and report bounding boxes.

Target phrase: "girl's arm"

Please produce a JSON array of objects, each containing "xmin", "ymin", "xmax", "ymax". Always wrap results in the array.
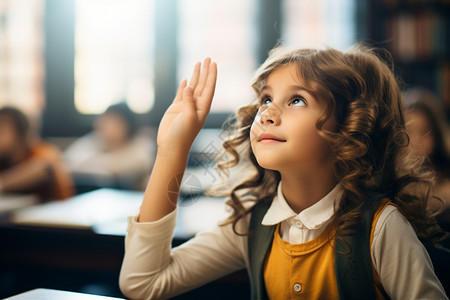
[
  {"xmin": 120, "ymin": 59, "xmax": 248, "ymax": 300},
  {"xmin": 371, "ymin": 205, "xmax": 448, "ymax": 299},
  {"xmin": 138, "ymin": 58, "xmax": 217, "ymax": 222},
  {"xmin": 120, "ymin": 213, "xmax": 249, "ymax": 299}
]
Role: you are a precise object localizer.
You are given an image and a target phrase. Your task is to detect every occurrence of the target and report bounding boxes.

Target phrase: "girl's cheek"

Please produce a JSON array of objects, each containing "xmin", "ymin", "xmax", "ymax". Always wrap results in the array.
[
  {"xmin": 249, "ymin": 122, "xmax": 259, "ymax": 146},
  {"xmin": 253, "ymin": 112, "xmax": 262, "ymax": 125},
  {"xmin": 421, "ymin": 135, "xmax": 435, "ymax": 156},
  {"xmin": 253, "ymin": 105, "xmax": 268, "ymax": 125},
  {"xmin": 249, "ymin": 107, "xmax": 265, "ymax": 146}
]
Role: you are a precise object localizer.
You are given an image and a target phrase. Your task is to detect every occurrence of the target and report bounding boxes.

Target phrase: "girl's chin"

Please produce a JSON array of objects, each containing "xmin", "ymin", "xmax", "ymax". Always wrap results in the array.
[{"xmin": 255, "ymin": 159, "xmax": 283, "ymax": 172}]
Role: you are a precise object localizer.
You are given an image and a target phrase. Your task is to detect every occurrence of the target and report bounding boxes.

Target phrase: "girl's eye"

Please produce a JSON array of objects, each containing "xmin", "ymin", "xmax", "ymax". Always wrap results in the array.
[
  {"xmin": 261, "ymin": 97, "xmax": 272, "ymax": 106},
  {"xmin": 290, "ymin": 97, "xmax": 306, "ymax": 107}
]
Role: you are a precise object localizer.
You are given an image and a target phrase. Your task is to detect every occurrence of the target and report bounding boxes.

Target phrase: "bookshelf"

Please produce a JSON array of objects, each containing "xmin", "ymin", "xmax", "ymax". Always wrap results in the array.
[{"xmin": 368, "ymin": 0, "xmax": 450, "ymax": 117}]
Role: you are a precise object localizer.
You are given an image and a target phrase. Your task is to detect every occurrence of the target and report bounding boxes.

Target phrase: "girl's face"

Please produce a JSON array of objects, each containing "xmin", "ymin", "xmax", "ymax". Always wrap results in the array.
[
  {"xmin": 405, "ymin": 110, "xmax": 435, "ymax": 157},
  {"xmin": 250, "ymin": 63, "xmax": 336, "ymax": 174},
  {"xmin": 94, "ymin": 113, "xmax": 129, "ymax": 149},
  {"xmin": 0, "ymin": 117, "xmax": 21, "ymax": 158}
]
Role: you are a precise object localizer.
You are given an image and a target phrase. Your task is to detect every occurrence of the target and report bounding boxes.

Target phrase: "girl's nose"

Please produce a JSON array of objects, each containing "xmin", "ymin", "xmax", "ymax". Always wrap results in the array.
[{"xmin": 258, "ymin": 105, "xmax": 281, "ymax": 125}]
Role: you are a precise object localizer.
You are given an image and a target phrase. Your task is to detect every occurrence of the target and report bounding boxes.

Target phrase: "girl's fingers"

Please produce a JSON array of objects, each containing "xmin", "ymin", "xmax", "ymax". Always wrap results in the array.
[
  {"xmin": 182, "ymin": 86, "xmax": 196, "ymax": 116},
  {"xmin": 180, "ymin": 59, "xmax": 217, "ymax": 119},
  {"xmin": 173, "ymin": 79, "xmax": 187, "ymax": 103},
  {"xmin": 196, "ymin": 62, "xmax": 217, "ymax": 119},
  {"xmin": 194, "ymin": 58, "xmax": 211, "ymax": 97},
  {"xmin": 188, "ymin": 62, "xmax": 201, "ymax": 90},
  {"xmin": 199, "ymin": 62, "xmax": 217, "ymax": 106}
]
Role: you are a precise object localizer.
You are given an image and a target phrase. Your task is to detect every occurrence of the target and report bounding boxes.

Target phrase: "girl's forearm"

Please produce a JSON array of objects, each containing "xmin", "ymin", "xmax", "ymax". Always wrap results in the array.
[{"xmin": 137, "ymin": 150, "xmax": 189, "ymax": 222}]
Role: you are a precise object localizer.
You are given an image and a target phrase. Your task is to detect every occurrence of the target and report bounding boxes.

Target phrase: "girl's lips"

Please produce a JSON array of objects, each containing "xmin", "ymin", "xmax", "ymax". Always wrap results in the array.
[
  {"xmin": 257, "ymin": 133, "xmax": 286, "ymax": 142},
  {"xmin": 259, "ymin": 139, "xmax": 285, "ymax": 144}
]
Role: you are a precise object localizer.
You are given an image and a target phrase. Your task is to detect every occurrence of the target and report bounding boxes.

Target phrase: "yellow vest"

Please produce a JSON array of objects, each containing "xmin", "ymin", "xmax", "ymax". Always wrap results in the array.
[{"xmin": 264, "ymin": 201, "xmax": 391, "ymax": 299}]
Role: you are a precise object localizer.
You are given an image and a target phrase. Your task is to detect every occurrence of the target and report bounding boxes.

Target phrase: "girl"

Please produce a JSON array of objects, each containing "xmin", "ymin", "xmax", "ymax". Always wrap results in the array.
[
  {"xmin": 403, "ymin": 88, "xmax": 450, "ymax": 223},
  {"xmin": 120, "ymin": 46, "xmax": 448, "ymax": 299}
]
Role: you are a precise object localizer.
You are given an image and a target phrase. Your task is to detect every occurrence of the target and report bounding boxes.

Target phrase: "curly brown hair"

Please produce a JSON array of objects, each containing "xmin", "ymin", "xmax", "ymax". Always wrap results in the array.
[{"xmin": 208, "ymin": 44, "xmax": 447, "ymax": 243}]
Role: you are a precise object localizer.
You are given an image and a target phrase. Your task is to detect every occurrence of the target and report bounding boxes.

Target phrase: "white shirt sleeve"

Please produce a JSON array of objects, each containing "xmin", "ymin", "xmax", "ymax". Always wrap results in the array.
[
  {"xmin": 371, "ymin": 205, "xmax": 448, "ymax": 300},
  {"xmin": 119, "ymin": 208, "xmax": 249, "ymax": 300}
]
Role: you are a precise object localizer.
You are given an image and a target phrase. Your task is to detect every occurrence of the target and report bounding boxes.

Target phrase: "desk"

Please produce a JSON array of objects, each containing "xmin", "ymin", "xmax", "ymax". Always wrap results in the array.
[
  {"xmin": 0, "ymin": 189, "xmax": 249, "ymax": 299},
  {"xmin": 6, "ymin": 288, "xmax": 123, "ymax": 300},
  {"xmin": 0, "ymin": 194, "xmax": 39, "ymax": 215},
  {"xmin": 10, "ymin": 188, "xmax": 228, "ymax": 238}
]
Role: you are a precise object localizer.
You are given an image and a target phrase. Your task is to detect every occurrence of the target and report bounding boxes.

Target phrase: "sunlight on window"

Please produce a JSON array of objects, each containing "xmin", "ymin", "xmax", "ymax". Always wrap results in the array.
[
  {"xmin": 0, "ymin": 0, "xmax": 44, "ymax": 117},
  {"xmin": 177, "ymin": 0, "xmax": 257, "ymax": 112},
  {"xmin": 282, "ymin": 0, "xmax": 356, "ymax": 50},
  {"xmin": 75, "ymin": 0, "xmax": 154, "ymax": 115}
]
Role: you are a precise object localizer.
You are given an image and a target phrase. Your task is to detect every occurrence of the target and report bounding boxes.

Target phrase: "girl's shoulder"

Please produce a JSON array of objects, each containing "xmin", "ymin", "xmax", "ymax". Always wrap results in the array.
[
  {"xmin": 372, "ymin": 202, "xmax": 402, "ymax": 232},
  {"xmin": 371, "ymin": 202, "xmax": 415, "ymax": 246}
]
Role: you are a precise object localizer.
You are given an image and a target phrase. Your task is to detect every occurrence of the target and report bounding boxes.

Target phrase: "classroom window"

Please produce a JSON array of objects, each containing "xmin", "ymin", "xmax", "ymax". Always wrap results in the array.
[
  {"xmin": 0, "ymin": 0, "xmax": 44, "ymax": 117},
  {"xmin": 282, "ymin": 0, "xmax": 356, "ymax": 50},
  {"xmin": 177, "ymin": 0, "xmax": 257, "ymax": 112},
  {"xmin": 74, "ymin": 0, "xmax": 155, "ymax": 115}
]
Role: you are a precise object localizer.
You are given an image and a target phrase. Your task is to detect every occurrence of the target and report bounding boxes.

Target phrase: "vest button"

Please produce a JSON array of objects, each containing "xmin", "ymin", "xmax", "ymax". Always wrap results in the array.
[{"xmin": 293, "ymin": 283, "xmax": 302, "ymax": 292}]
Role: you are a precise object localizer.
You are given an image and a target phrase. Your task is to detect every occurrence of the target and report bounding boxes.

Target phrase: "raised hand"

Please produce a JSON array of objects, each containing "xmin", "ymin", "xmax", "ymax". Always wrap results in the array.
[
  {"xmin": 157, "ymin": 58, "xmax": 217, "ymax": 156},
  {"xmin": 138, "ymin": 58, "xmax": 217, "ymax": 222}
]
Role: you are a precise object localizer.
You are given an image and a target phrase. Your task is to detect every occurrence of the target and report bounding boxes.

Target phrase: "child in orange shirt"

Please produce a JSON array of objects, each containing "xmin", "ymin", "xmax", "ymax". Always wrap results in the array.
[{"xmin": 0, "ymin": 107, "xmax": 74, "ymax": 201}]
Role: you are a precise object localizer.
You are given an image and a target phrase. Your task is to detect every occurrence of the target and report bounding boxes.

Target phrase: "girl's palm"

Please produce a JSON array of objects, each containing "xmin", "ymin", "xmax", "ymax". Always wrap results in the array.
[{"xmin": 157, "ymin": 58, "xmax": 217, "ymax": 155}]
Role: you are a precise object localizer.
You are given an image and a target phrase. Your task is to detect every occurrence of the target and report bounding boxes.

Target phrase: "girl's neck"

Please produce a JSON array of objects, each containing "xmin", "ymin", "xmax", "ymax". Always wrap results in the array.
[{"xmin": 280, "ymin": 170, "xmax": 338, "ymax": 214}]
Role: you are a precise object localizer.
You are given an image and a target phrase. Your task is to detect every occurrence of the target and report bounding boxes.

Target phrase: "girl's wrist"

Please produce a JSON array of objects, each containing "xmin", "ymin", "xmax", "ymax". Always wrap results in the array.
[{"xmin": 156, "ymin": 148, "xmax": 189, "ymax": 163}]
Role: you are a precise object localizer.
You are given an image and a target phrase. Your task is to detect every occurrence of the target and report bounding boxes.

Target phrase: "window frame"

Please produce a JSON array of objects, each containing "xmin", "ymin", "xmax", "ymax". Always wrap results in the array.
[{"xmin": 41, "ymin": 0, "xmax": 364, "ymax": 137}]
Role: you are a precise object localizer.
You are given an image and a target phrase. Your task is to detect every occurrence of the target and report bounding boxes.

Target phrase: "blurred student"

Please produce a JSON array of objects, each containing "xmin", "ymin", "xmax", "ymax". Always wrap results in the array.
[
  {"xmin": 403, "ymin": 88, "xmax": 450, "ymax": 223},
  {"xmin": 64, "ymin": 103, "xmax": 155, "ymax": 191},
  {"xmin": 0, "ymin": 107, "xmax": 74, "ymax": 201}
]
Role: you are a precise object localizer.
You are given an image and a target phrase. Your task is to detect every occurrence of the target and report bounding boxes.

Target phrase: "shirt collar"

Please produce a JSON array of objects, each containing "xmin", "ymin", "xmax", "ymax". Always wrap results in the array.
[{"xmin": 261, "ymin": 181, "xmax": 343, "ymax": 230}]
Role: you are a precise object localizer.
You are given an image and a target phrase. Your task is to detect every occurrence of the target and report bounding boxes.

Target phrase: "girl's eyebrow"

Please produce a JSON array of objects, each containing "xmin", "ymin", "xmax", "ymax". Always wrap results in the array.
[
  {"xmin": 260, "ymin": 84, "xmax": 310, "ymax": 94},
  {"xmin": 260, "ymin": 85, "xmax": 271, "ymax": 93},
  {"xmin": 288, "ymin": 84, "xmax": 310, "ymax": 93}
]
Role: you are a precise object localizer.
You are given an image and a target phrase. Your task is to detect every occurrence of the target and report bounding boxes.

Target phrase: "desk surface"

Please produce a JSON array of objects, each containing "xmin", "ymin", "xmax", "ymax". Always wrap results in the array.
[
  {"xmin": 5, "ymin": 288, "xmax": 123, "ymax": 300},
  {"xmin": 0, "ymin": 194, "xmax": 39, "ymax": 214},
  {"xmin": 10, "ymin": 188, "xmax": 228, "ymax": 239},
  {"xmin": 11, "ymin": 189, "xmax": 143, "ymax": 230}
]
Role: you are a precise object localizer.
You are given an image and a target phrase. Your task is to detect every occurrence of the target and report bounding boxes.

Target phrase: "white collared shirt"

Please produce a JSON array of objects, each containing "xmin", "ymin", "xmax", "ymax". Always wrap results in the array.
[{"xmin": 262, "ymin": 182, "xmax": 343, "ymax": 244}]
